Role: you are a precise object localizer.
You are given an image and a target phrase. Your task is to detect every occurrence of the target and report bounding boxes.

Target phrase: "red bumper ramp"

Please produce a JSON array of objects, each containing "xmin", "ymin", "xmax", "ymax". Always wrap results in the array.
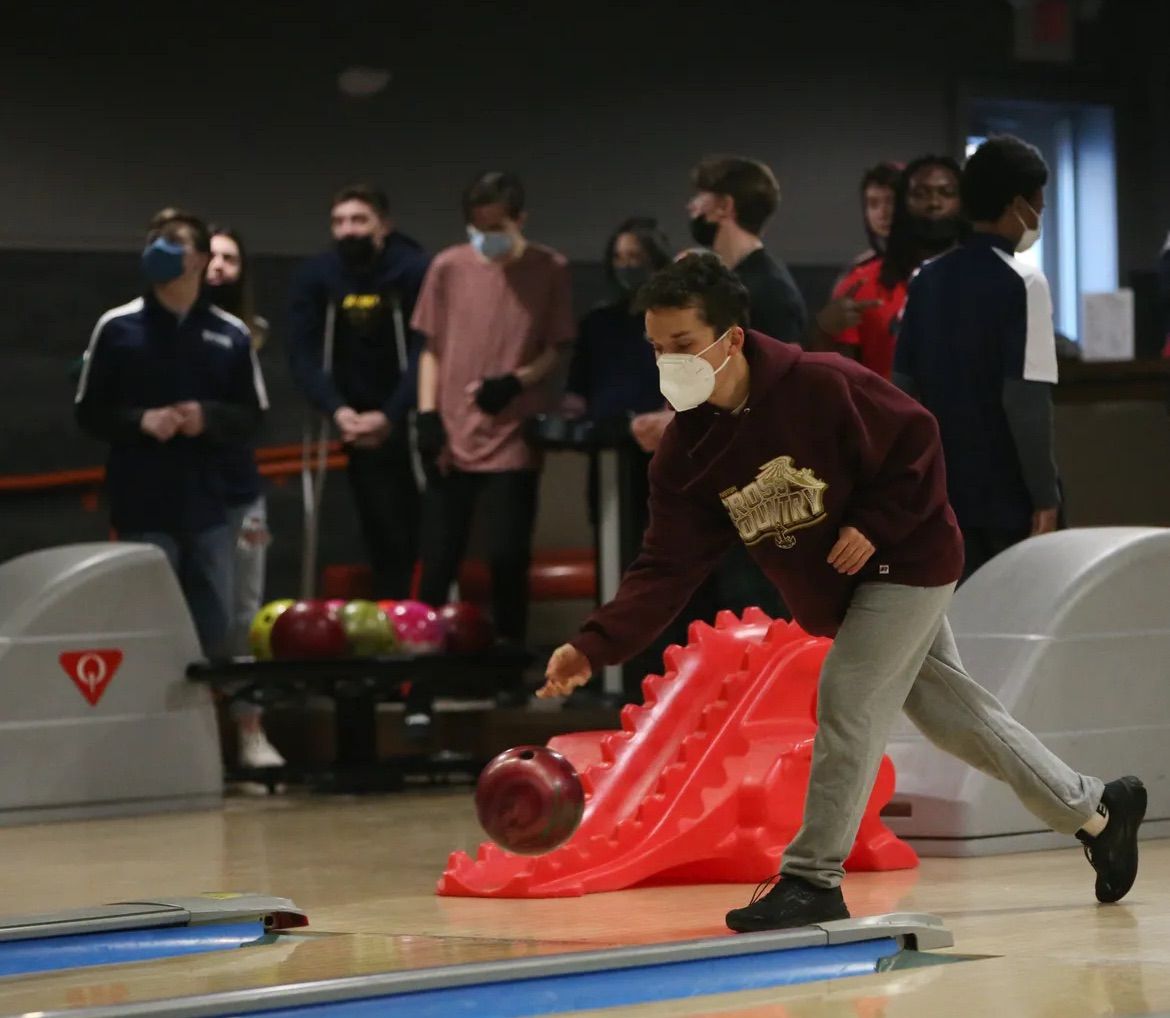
[{"xmin": 438, "ymin": 609, "xmax": 916, "ymax": 898}]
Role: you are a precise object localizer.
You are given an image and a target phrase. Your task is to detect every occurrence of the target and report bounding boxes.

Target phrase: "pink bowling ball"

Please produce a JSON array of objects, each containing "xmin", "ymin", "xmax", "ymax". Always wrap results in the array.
[{"xmin": 390, "ymin": 600, "xmax": 447, "ymax": 653}]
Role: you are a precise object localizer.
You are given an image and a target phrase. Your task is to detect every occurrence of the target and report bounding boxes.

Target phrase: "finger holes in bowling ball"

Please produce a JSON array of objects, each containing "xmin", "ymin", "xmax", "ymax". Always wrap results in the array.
[{"xmin": 475, "ymin": 746, "xmax": 585, "ymax": 856}]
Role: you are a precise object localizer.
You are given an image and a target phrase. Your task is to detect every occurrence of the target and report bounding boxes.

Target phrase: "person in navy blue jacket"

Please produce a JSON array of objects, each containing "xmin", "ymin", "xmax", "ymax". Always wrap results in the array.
[
  {"xmin": 894, "ymin": 136, "xmax": 1061, "ymax": 581},
  {"xmin": 75, "ymin": 209, "xmax": 268, "ymax": 659},
  {"xmin": 287, "ymin": 184, "xmax": 430, "ymax": 599}
]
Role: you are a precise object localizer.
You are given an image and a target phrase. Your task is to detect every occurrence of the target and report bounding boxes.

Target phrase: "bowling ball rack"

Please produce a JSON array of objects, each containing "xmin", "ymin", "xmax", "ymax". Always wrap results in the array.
[{"xmin": 188, "ymin": 647, "xmax": 532, "ymax": 793}]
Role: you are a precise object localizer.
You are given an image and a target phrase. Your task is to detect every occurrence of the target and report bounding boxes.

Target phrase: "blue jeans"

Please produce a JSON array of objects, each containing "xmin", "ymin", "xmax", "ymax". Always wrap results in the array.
[
  {"xmin": 225, "ymin": 495, "xmax": 268, "ymax": 657},
  {"xmin": 122, "ymin": 525, "xmax": 235, "ymax": 659}
]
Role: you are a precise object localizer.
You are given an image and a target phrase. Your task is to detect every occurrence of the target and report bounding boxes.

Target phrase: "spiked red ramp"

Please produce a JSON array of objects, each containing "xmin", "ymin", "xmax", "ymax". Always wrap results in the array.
[{"xmin": 438, "ymin": 610, "xmax": 916, "ymax": 897}]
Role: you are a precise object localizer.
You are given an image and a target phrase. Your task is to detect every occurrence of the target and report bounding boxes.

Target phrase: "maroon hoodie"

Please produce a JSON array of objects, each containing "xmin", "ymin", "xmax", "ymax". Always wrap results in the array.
[{"xmin": 571, "ymin": 332, "xmax": 963, "ymax": 671}]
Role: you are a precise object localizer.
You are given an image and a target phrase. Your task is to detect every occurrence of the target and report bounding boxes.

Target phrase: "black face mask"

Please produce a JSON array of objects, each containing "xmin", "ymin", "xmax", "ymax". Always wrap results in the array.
[
  {"xmin": 689, "ymin": 215, "xmax": 720, "ymax": 248},
  {"xmin": 204, "ymin": 280, "xmax": 242, "ymax": 315},
  {"xmin": 614, "ymin": 265, "xmax": 651, "ymax": 293},
  {"xmin": 911, "ymin": 215, "xmax": 963, "ymax": 252},
  {"xmin": 336, "ymin": 234, "xmax": 378, "ymax": 268}
]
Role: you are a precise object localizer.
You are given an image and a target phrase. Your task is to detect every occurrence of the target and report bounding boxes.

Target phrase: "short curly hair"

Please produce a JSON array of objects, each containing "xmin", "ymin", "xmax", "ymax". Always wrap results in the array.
[
  {"xmin": 632, "ymin": 252, "xmax": 751, "ymax": 335},
  {"xmin": 961, "ymin": 136, "xmax": 1048, "ymax": 222}
]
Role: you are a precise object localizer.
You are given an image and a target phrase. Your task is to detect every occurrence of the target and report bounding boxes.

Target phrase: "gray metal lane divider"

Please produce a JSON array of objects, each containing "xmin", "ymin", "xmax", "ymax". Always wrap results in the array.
[
  {"xmin": 0, "ymin": 895, "xmax": 306, "ymax": 944},
  {"xmin": 29, "ymin": 913, "xmax": 952, "ymax": 1018}
]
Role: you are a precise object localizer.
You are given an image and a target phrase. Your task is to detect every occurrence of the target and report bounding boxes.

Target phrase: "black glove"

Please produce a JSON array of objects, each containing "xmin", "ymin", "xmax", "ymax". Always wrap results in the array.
[
  {"xmin": 415, "ymin": 410, "xmax": 446, "ymax": 460},
  {"xmin": 475, "ymin": 373, "xmax": 523, "ymax": 415}
]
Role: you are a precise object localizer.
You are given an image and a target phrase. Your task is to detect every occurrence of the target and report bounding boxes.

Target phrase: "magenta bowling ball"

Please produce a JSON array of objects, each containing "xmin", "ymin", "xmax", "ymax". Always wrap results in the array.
[{"xmin": 389, "ymin": 600, "xmax": 447, "ymax": 653}]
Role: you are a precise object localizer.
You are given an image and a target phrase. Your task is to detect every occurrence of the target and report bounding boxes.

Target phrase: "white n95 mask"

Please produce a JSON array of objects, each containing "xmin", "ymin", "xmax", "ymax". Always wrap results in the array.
[
  {"xmin": 1015, "ymin": 200, "xmax": 1042, "ymax": 253},
  {"xmin": 657, "ymin": 330, "xmax": 731, "ymax": 412}
]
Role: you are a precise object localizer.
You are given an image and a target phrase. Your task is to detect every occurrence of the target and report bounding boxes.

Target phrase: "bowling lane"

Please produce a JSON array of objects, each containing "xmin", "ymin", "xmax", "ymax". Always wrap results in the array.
[{"xmin": 6, "ymin": 795, "xmax": 1170, "ymax": 1017}]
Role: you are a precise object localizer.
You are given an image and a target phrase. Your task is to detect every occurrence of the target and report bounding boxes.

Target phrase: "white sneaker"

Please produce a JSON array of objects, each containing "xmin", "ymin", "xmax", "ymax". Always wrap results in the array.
[{"xmin": 239, "ymin": 728, "xmax": 286, "ymax": 769}]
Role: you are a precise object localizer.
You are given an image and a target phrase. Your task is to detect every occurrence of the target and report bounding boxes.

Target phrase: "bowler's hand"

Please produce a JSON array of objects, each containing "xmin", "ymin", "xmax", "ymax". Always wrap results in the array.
[
  {"xmin": 828, "ymin": 526, "xmax": 875, "ymax": 575},
  {"xmin": 141, "ymin": 407, "xmax": 181, "ymax": 442},
  {"xmin": 630, "ymin": 408, "xmax": 674, "ymax": 453},
  {"xmin": 537, "ymin": 643, "xmax": 592, "ymax": 699},
  {"xmin": 1031, "ymin": 507, "xmax": 1060, "ymax": 535}
]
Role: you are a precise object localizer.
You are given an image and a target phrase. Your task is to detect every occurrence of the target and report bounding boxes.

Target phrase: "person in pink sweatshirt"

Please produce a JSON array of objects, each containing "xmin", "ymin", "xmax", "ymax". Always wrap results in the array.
[{"xmin": 538, "ymin": 253, "xmax": 1145, "ymax": 932}]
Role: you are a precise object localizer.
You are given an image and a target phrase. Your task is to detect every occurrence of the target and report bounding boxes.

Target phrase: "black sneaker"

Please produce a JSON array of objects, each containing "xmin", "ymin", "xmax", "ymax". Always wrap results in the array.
[
  {"xmin": 725, "ymin": 875, "xmax": 850, "ymax": 933},
  {"xmin": 1076, "ymin": 775, "xmax": 1147, "ymax": 903}
]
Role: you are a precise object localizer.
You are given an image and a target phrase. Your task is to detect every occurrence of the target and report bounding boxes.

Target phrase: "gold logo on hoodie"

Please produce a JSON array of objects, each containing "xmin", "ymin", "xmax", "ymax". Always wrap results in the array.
[{"xmin": 719, "ymin": 456, "xmax": 828, "ymax": 549}]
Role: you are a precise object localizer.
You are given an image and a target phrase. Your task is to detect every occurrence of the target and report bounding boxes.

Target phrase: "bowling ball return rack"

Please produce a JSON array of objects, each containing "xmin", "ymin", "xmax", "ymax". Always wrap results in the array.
[{"xmin": 188, "ymin": 647, "xmax": 532, "ymax": 793}]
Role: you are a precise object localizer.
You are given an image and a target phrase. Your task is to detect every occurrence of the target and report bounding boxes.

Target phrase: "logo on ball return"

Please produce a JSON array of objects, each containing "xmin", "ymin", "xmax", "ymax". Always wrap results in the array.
[{"xmin": 59, "ymin": 650, "xmax": 124, "ymax": 706}]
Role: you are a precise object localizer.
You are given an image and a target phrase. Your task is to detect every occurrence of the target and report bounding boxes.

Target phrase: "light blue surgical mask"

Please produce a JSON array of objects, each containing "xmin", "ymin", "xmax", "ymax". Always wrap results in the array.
[
  {"xmin": 469, "ymin": 227, "xmax": 514, "ymax": 261},
  {"xmin": 142, "ymin": 237, "xmax": 186, "ymax": 284}
]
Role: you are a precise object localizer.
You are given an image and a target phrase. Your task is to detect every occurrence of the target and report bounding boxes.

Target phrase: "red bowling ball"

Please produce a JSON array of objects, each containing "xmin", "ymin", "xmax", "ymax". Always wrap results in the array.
[
  {"xmin": 438, "ymin": 601, "xmax": 495, "ymax": 654},
  {"xmin": 389, "ymin": 600, "xmax": 447, "ymax": 653},
  {"xmin": 270, "ymin": 600, "xmax": 348, "ymax": 660},
  {"xmin": 475, "ymin": 746, "xmax": 585, "ymax": 856}
]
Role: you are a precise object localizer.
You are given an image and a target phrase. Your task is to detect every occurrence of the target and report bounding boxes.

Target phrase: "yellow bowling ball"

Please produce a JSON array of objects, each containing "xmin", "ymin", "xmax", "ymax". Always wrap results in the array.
[{"xmin": 249, "ymin": 599, "xmax": 295, "ymax": 660}]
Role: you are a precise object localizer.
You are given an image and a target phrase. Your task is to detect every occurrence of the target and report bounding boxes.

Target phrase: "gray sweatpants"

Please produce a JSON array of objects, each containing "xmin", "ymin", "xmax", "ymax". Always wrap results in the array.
[{"xmin": 781, "ymin": 582, "xmax": 1104, "ymax": 888}]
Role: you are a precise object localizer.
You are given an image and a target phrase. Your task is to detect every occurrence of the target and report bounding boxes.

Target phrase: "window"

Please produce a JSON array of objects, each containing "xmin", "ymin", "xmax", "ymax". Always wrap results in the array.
[{"xmin": 967, "ymin": 99, "xmax": 1117, "ymax": 343}]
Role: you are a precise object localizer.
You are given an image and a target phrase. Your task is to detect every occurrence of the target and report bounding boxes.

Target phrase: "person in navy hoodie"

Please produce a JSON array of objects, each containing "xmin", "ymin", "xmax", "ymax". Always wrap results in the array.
[
  {"xmin": 287, "ymin": 184, "xmax": 430, "ymax": 599},
  {"xmin": 537, "ymin": 253, "xmax": 1145, "ymax": 932},
  {"xmin": 76, "ymin": 208, "xmax": 267, "ymax": 660}
]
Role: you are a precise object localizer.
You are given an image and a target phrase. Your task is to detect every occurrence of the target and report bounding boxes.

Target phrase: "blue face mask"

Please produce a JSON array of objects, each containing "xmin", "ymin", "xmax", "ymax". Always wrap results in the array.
[
  {"xmin": 142, "ymin": 237, "xmax": 187, "ymax": 284},
  {"xmin": 469, "ymin": 228, "xmax": 514, "ymax": 261}
]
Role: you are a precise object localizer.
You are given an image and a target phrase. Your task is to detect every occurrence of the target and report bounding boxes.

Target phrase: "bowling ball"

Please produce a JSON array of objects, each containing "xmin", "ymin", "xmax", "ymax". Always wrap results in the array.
[
  {"xmin": 376, "ymin": 599, "xmax": 399, "ymax": 617},
  {"xmin": 323, "ymin": 598, "xmax": 348, "ymax": 619},
  {"xmin": 475, "ymin": 746, "xmax": 585, "ymax": 856},
  {"xmin": 338, "ymin": 599, "xmax": 397, "ymax": 657},
  {"xmin": 438, "ymin": 601, "xmax": 495, "ymax": 654},
  {"xmin": 249, "ymin": 599, "xmax": 295, "ymax": 660},
  {"xmin": 270, "ymin": 600, "xmax": 348, "ymax": 660},
  {"xmin": 389, "ymin": 600, "xmax": 447, "ymax": 653}
]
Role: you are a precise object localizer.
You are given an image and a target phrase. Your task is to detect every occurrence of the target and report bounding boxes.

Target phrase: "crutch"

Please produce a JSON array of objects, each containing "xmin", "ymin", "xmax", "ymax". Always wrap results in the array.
[
  {"xmin": 389, "ymin": 292, "xmax": 427, "ymax": 492},
  {"xmin": 299, "ymin": 302, "xmax": 336, "ymax": 599}
]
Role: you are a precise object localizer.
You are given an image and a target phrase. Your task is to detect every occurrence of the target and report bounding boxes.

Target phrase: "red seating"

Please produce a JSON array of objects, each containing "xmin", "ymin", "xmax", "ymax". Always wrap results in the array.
[{"xmin": 320, "ymin": 549, "xmax": 596, "ymax": 603}]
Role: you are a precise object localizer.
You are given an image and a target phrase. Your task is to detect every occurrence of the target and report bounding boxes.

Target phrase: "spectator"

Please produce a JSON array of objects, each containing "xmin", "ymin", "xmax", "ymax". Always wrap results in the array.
[
  {"xmin": 819, "ymin": 155, "xmax": 963, "ymax": 378},
  {"xmin": 76, "ymin": 208, "xmax": 267, "ymax": 659},
  {"xmin": 288, "ymin": 185, "xmax": 430, "ymax": 599},
  {"xmin": 853, "ymin": 162, "xmax": 901, "ymax": 266},
  {"xmin": 894, "ymin": 136, "xmax": 1059, "ymax": 581},
  {"xmin": 205, "ymin": 227, "xmax": 271, "ymax": 648},
  {"xmin": 204, "ymin": 226, "xmax": 285, "ymax": 771},
  {"xmin": 413, "ymin": 171, "xmax": 575, "ymax": 656},
  {"xmin": 563, "ymin": 215, "xmax": 670, "ymax": 427},
  {"xmin": 563, "ymin": 215, "xmax": 670, "ymax": 527},
  {"xmin": 562, "ymin": 217, "xmax": 674, "ymax": 702},
  {"xmin": 631, "ymin": 155, "xmax": 810, "ymax": 455},
  {"xmin": 688, "ymin": 155, "xmax": 808, "ymax": 344}
]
